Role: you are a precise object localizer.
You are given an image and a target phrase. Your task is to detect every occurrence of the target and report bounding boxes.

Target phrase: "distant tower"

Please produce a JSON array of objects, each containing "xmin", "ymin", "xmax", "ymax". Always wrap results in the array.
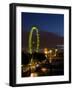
[{"xmin": 28, "ymin": 26, "xmax": 40, "ymax": 54}]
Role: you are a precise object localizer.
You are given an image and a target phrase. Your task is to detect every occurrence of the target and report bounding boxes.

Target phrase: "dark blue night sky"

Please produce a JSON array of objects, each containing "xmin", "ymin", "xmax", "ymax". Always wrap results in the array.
[{"xmin": 22, "ymin": 12, "xmax": 64, "ymax": 37}]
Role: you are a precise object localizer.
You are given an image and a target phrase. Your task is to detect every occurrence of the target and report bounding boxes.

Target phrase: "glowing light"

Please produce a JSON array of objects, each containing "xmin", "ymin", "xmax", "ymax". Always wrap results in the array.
[
  {"xmin": 49, "ymin": 50, "xmax": 52, "ymax": 53},
  {"xmin": 55, "ymin": 49, "xmax": 58, "ymax": 52},
  {"xmin": 41, "ymin": 68, "xmax": 47, "ymax": 72},
  {"xmin": 28, "ymin": 26, "xmax": 40, "ymax": 54},
  {"xmin": 54, "ymin": 54, "xmax": 56, "ymax": 56},
  {"xmin": 30, "ymin": 73, "xmax": 38, "ymax": 77},
  {"xmin": 44, "ymin": 48, "xmax": 48, "ymax": 54},
  {"xmin": 36, "ymin": 64, "xmax": 39, "ymax": 67},
  {"xmin": 49, "ymin": 59, "xmax": 52, "ymax": 63}
]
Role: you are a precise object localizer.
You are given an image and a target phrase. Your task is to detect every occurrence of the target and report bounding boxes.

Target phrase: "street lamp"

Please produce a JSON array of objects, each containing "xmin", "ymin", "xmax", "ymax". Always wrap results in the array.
[
  {"xmin": 44, "ymin": 48, "xmax": 48, "ymax": 58},
  {"xmin": 49, "ymin": 50, "xmax": 52, "ymax": 63},
  {"xmin": 54, "ymin": 49, "xmax": 58, "ymax": 57}
]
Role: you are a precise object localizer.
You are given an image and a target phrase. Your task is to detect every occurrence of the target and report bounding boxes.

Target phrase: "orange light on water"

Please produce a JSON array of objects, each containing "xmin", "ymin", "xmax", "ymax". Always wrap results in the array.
[
  {"xmin": 30, "ymin": 73, "xmax": 38, "ymax": 77},
  {"xmin": 41, "ymin": 68, "xmax": 47, "ymax": 72}
]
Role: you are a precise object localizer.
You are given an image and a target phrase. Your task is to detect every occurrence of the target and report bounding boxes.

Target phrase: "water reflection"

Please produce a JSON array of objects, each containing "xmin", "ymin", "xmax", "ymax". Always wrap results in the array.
[{"xmin": 21, "ymin": 49, "xmax": 64, "ymax": 77}]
